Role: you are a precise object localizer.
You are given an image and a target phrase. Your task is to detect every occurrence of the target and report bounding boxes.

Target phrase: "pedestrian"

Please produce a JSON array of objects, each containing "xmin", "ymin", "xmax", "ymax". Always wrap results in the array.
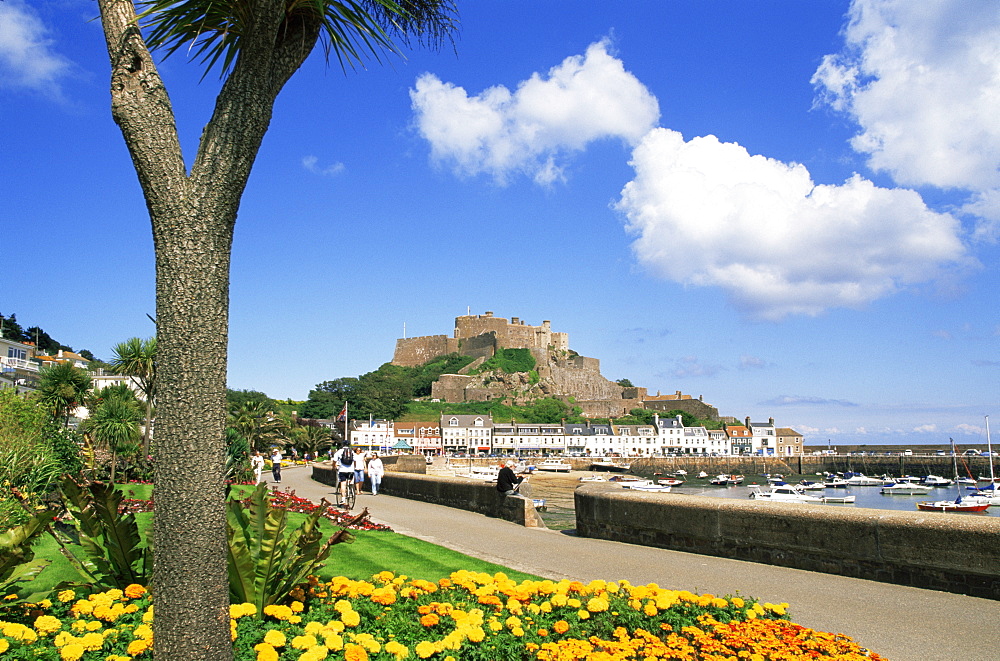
[
  {"xmin": 353, "ymin": 447, "xmax": 367, "ymax": 493},
  {"xmin": 367, "ymin": 452, "xmax": 385, "ymax": 496},
  {"xmin": 250, "ymin": 450, "xmax": 265, "ymax": 484},
  {"xmin": 332, "ymin": 442, "xmax": 355, "ymax": 505},
  {"xmin": 270, "ymin": 448, "xmax": 282, "ymax": 483},
  {"xmin": 496, "ymin": 460, "xmax": 525, "ymax": 496}
]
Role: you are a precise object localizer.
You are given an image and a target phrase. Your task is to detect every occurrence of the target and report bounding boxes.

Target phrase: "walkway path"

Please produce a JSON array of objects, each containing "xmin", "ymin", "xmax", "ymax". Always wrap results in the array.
[{"xmin": 279, "ymin": 464, "xmax": 996, "ymax": 661}]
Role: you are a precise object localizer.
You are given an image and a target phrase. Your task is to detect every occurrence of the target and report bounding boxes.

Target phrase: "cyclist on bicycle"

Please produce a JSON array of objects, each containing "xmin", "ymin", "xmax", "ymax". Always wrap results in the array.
[{"xmin": 333, "ymin": 441, "xmax": 355, "ymax": 506}]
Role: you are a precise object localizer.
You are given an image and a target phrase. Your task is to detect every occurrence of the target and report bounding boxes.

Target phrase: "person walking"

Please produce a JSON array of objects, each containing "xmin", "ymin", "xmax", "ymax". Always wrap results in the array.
[
  {"xmin": 353, "ymin": 447, "xmax": 367, "ymax": 493},
  {"xmin": 270, "ymin": 448, "xmax": 282, "ymax": 483},
  {"xmin": 367, "ymin": 452, "xmax": 385, "ymax": 496},
  {"xmin": 250, "ymin": 450, "xmax": 265, "ymax": 484}
]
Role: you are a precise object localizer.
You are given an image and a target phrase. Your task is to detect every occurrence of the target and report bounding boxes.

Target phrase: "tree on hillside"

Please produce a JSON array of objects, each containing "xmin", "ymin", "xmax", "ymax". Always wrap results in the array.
[
  {"xmin": 93, "ymin": 1, "xmax": 457, "ymax": 657},
  {"xmin": 85, "ymin": 384, "xmax": 143, "ymax": 482},
  {"xmin": 111, "ymin": 337, "xmax": 157, "ymax": 458}
]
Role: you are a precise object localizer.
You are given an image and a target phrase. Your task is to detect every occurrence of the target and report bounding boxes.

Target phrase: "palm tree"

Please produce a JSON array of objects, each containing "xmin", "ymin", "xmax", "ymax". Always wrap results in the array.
[
  {"xmin": 110, "ymin": 337, "xmax": 156, "ymax": 459},
  {"xmin": 290, "ymin": 421, "xmax": 334, "ymax": 459},
  {"xmin": 86, "ymin": 386, "xmax": 143, "ymax": 482},
  {"xmin": 37, "ymin": 362, "xmax": 92, "ymax": 427},
  {"xmin": 228, "ymin": 400, "xmax": 289, "ymax": 453},
  {"xmin": 93, "ymin": 2, "xmax": 457, "ymax": 657}
]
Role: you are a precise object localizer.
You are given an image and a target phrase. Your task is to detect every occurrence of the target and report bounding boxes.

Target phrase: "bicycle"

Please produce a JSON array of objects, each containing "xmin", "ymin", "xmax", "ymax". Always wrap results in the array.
[{"xmin": 337, "ymin": 479, "xmax": 356, "ymax": 510}]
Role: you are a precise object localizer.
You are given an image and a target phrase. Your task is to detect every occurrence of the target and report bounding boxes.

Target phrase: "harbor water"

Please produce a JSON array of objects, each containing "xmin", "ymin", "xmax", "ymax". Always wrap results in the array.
[{"xmin": 672, "ymin": 480, "xmax": 1000, "ymax": 517}]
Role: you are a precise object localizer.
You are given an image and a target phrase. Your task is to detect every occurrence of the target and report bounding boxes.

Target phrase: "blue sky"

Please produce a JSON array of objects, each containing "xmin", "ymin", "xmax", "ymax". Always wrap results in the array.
[{"xmin": 3, "ymin": 0, "xmax": 999, "ymax": 446}]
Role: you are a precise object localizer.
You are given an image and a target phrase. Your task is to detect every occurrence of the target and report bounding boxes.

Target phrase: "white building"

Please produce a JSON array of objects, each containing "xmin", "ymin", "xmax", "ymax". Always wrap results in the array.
[
  {"xmin": 653, "ymin": 414, "xmax": 684, "ymax": 454},
  {"xmin": 746, "ymin": 417, "xmax": 777, "ymax": 456},
  {"xmin": 440, "ymin": 414, "xmax": 493, "ymax": 455},
  {"xmin": 612, "ymin": 424, "xmax": 658, "ymax": 456},
  {"xmin": 350, "ymin": 419, "xmax": 394, "ymax": 452}
]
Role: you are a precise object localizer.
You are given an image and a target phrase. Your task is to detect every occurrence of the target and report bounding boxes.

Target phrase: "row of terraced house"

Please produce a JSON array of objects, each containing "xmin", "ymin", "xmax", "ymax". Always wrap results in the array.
[{"xmin": 336, "ymin": 414, "xmax": 803, "ymax": 457}]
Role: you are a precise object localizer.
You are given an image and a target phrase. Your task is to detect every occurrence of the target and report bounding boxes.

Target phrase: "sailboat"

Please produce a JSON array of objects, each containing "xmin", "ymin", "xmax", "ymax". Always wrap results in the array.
[
  {"xmin": 966, "ymin": 416, "xmax": 1000, "ymax": 506},
  {"xmin": 916, "ymin": 438, "xmax": 990, "ymax": 513}
]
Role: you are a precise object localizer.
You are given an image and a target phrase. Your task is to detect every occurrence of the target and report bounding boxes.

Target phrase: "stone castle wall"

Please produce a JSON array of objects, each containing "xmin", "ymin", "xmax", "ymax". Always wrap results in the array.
[
  {"xmin": 643, "ymin": 397, "xmax": 720, "ymax": 421},
  {"xmin": 393, "ymin": 335, "xmax": 458, "ymax": 368}
]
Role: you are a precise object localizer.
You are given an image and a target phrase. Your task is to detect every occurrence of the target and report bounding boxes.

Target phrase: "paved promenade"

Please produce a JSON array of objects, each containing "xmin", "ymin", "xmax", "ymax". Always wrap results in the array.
[{"xmin": 279, "ymin": 465, "xmax": 996, "ymax": 661}]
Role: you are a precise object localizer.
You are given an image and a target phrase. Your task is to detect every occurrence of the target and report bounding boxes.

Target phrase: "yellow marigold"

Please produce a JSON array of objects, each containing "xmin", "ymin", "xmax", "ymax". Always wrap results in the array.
[
  {"xmin": 731, "ymin": 597, "xmax": 745, "ymax": 608},
  {"xmin": 263, "ymin": 604, "xmax": 293, "ymax": 621},
  {"xmin": 133, "ymin": 624, "xmax": 152, "ymax": 640},
  {"xmin": 467, "ymin": 626, "xmax": 486, "ymax": 643},
  {"xmin": 372, "ymin": 587, "xmax": 397, "ymax": 606},
  {"xmin": 300, "ymin": 647, "xmax": 329, "ymax": 661},
  {"xmin": 334, "ymin": 599, "xmax": 353, "ymax": 613},
  {"xmin": 324, "ymin": 633, "xmax": 344, "ymax": 650},
  {"xmin": 341, "ymin": 610, "xmax": 361, "ymax": 627},
  {"xmin": 344, "ymin": 643, "xmax": 369, "ymax": 661},
  {"xmin": 142, "ymin": 607, "xmax": 154, "ymax": 623},
  {"xmin": 263, "ymin": 629, "xmax": 286, "ymax": 647},
  {"xmin": 420, "ymin": 613, "xmax": 439, "ymax": 627},
  {"xmin": 643, "ymin": 603, "xmax": 658, "ymax": 617},
  {"xmin": 292, "ymin": 634, "xmax": 319, "ymax": 650},
  {"xmin": 539, "ymin": 601, "xmax": 552, "ymax": 613},
  {"xmin": 124, "ymin": 584, "xmax": 146, "ymax": 599},
  {"xmin": 60, "ymin": 643, "xmax": 86, "ymax": 661},
  {"xmin": 72, "ymin": 600, "xmax": 94, "ymax": 616},
  {"xmin": 415, "ymin": 641, "xmax": 436, "ymax": 659},
  {"xmin": 566, "ymin": 598, "xmax": 581, "ymax": 609},
  {"xmin": 290, "ymin": 600, "xmax": 304, "ymax": 613},
  {"xmin": 58, "ymin": 589, "xmax": 77, "ymax": 603},
  {"xmin": 34, "ymin": 615, "xmax": 63, "ymax": 635},
  {"xmin": 385, "ymin": 640, "xmax": 409, "ymax": 659},
  {"xmin": 3, "ymin": 622, "xmax": 38, "ymax": 643},
  {"xmin": 586, "ymin": 597, "xmax": 609, "ymax": 613},
  {"xmin": 511, "ymin": 626, "xmax": 524, "ymax": 637},
  {"xmin": 86, "ymin": 621, "xmax": 103, "ymax": 632},
  {"xmin": 550, "ymin": 594, "xmax": 568, "ymax": 608},
  {"xmin": 127, "ymin": 638, "xmax": 151, "ymax": 656},
  {"xmin": 253, "ymin": 643, "xmax": 279, "ymax": 661},
  {"xmin": 577, "ymin": 610, "xmax": 590, "ymax": 620},
  {"xmin": 438, "ymin": 578, "xmax": 452, "ymax": 589},
  {"xmin": 325, "ymin": 620, "xmax": 345, "ymax": 633},
  {"xmin": 553, "ymin": 620, "xmax": 570, "ymax": 635},
  {"xmin": 375, "ymin": 570, "xmax": 395, "ymax": 583},
  {"xmin": 0, "ymin": 640, "xmax": 7, "ymax": 655},
  {"xmin": 80, "ymin": 632, "xmax": 104, "ymax": 651}
]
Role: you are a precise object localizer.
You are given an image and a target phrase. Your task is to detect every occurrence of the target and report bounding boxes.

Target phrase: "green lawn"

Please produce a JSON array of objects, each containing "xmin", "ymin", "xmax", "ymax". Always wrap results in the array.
[{"xmin": 21, "ymin": 506, "xmax": 541, "ymax": 598}]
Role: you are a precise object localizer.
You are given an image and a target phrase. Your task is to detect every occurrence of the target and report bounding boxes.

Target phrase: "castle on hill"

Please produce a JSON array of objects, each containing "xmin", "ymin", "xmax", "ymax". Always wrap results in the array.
[{"xmin": 392, "ymin": 311, "xmax": 720, "ymax": 420}]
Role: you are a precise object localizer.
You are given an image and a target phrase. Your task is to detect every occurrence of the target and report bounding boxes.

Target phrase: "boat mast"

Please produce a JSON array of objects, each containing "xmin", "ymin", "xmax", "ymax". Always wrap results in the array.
[{"xmin": 987, "ymin": 416, "xmax": 995, "ymax": 484}]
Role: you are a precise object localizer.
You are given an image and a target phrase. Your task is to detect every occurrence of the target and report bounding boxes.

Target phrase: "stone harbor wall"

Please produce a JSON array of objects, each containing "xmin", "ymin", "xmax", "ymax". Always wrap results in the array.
[{"xmin": 574, "ymin": 483, "xmax": 1000, "ymax": 600}]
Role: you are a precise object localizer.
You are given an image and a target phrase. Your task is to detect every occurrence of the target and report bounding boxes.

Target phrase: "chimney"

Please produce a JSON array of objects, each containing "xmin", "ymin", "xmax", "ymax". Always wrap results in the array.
[
  {"xmin": 769, "ymin": 417, "xmax": 774, "ymax": 425},
  {"xmin": 745, "ymin": 416, "xmax": 751, "ymax": 428}
]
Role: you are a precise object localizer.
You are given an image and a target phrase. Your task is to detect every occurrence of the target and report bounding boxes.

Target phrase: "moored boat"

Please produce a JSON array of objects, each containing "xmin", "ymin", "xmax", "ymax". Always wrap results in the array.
[
  {"xmin": 922, "ymin": 474, "xmax": 954, "ymax": 486},
  {"xmin": 709, "ymin": 474, "xmax": 744, "ymax": 485},
  {"xmin": 916, "ymin": 498, "xmax": 990, "ymax": 513},
  {"xmin": 749, "ymin": 485, "xmax": 823, "ymax": 503},
  {"xmin": 881, "ymin": 482, "xmax": 932, "ymax": 495},
  {"xmin": 536, "ymin": 458, "xmax": 573, "ymax": 472}
]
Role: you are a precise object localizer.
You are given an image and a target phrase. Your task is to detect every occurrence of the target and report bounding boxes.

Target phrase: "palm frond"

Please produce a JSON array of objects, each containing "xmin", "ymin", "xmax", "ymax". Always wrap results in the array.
[{"xmin": 138, "ymin": 0, "xmax": 457, "ymax": 77}]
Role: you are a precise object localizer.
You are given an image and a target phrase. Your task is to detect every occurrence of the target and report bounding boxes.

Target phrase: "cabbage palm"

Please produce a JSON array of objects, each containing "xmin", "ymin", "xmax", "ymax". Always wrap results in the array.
[
  {"xmin": 37, "ymin": 362, "xmax": 92, "ymax": 427},
  {"xmin": 229, "ymin": 400, "xmax": 289, "ymax": 452},
  {"xmin": 110, "ymin": 337, "xmax": 156, "ymax": 458},
  {"xmin": 86, "ymin": 388, "xmax": 143, "ymax": 483},
  {"xmin": 93, "ymin": 1, "xmax": 456, "ymax": 657}
]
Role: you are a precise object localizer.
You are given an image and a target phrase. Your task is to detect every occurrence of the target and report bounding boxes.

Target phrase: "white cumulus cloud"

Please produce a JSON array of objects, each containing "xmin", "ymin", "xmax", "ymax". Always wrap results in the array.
[
  {"xmin": 0, "ymin": 0, "xmax": 71, "ymax": 96},
  {"xmin": 410, "ymin": 39, "xmax": 659, "ymax": 185},
  {"xmin": 302, "ymin": 155, "xmax": 345, "ymax": 177},
  {"xmin": 616, "ymin": 128, "xmax": 973, "ymax": 320},
  {"xmin": 812, "ymin": 0, "xmax": 1000, "ymax": 236}
]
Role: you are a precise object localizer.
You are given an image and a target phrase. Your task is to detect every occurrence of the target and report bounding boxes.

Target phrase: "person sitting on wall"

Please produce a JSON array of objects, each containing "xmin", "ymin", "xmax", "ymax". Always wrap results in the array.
[{"xmin": 496, "ymin": 460, "xmax": 525, "ymax": 496}]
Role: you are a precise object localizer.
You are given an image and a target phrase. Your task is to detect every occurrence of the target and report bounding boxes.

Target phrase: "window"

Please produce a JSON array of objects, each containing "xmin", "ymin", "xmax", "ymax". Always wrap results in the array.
[
  {"xmin": 449, "ymin": 418, "xmax": 458, "ymax": 427},
  {"xmin": 7, "ymin": 347, "xmax": 26, "ymax": 361}
]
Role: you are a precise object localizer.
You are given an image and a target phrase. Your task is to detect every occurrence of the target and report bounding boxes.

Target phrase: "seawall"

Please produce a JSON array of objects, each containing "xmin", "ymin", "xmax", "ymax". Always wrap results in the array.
[
  {"xmin": 311, "ymin": 463, "xmax": 546, "ymax": 528},
  {"xmin": 574, "ymin": 483, "xmax": 1000, "ymax": 600}
]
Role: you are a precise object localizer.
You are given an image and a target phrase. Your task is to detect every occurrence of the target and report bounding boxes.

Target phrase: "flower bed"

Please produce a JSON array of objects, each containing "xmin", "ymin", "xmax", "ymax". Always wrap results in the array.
[
  {"xmin": 0, "ymin": 572, "xmax": 884, "ymax": 660},
  {"xmin": 115, "ymin": 488, "xmax": 392, "ymax": 532}
]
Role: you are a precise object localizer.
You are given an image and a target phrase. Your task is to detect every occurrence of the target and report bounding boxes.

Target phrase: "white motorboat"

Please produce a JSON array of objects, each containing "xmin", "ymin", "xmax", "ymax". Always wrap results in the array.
[
  {"xmin": 821, "ymin": 495, "xmax": 856, "ymax": 503},
  {"xmin": 657, "ymin": 477, "xmax": 684, "ymax": 486},
  {"xmin": 453, "ymin": 466, "xmax": 501, "ymax": 481},
  {"xmin": 709, "ymin": 474, "xmax": 744, "ymax": 485},
  {"xmin": 796, "ymin": 480, "xmax": 826, "ymax": 491},
  {"xmin": 823, "ymin": 476, "xmax": 848, "ymax": 488},
  {"xmin": 844, "ymin": 473, "xmax": 885, "ymax": 486},
  {"xmin": 536, "ymin": 458, "xmax": 573, "ymax": 472},
  {"xmin": 749, "ymin": 485, "xmax": 823, "ymax": 503},
  {"xmin": 579, "ymin": 474, "xmax": 608, "ymax": 482},
  {"xmin": 619, "ymin": 480, "xmax": 671, "ymax": 492},
  {"xmin": 923, "ymin": 474, "xmax": 954, "ymax": 486},
  {"xmin": 881, "ymin": 482, "xmax": 932, "ymax": 495}
]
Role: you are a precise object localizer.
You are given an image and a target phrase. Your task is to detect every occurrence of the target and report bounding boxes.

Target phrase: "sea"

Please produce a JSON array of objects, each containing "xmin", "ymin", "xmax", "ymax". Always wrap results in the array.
[{"xmin": 671, "ymin": 480, "xmax": 1000, "ymax": 518}]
